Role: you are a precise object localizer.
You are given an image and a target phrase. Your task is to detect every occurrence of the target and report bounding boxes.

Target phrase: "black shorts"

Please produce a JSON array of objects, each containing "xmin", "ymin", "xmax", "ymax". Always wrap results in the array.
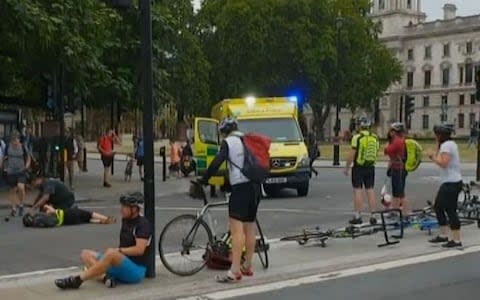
[
  {"xmin": 63, "ymin": 208, "xmax": 93, "ymax": 225},
  {"xmin": 391, "ymin": 168, "xmax": 407, "ymax": 198},
  {"xmin": 229, "ymin": 182, "xmax": 261, "ymax": 222},
  {"xmin": 136, "ymin": 157, "xmax": 144, "ymax": 167},
  {"xmin": 101, "ymin": 155, "xmax": 113, "ymax": 168},
  {"xmin": 169, "ymin": 163, "xmax": 179, "ymax": 171},
  {"xmin": 351, "ymin": 166, "xmax": 375, "ymax": 189},
  {"xmin": 6, "ymin": 173, "xmax": 27, "ymax": 188}
]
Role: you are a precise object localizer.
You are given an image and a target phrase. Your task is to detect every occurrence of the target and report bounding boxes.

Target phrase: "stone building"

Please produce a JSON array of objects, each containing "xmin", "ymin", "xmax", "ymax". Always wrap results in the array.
[{"xmin": 326, "ymin": 1, "xmax": 480, "ymax": 138}]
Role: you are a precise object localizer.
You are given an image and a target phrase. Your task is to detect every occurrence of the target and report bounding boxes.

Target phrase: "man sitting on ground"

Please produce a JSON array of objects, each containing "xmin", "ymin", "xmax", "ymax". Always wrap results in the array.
[
  {"xmin": 31, "ymin": 175, "xmax": 75, "ymax": 211},
  {"xmin": 54, "ymin": 192, "xmax": 152, "ymax": 289}
]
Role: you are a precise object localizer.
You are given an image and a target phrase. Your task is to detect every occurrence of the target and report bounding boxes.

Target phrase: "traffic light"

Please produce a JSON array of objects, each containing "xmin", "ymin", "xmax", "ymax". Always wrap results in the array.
[
  {"xmin": 476, "ymin": 69, "xmax": 480, "ymax": 101},
  {"xmin": 404, "ymin": 96, "xmax": 415, "ymax": 116}
]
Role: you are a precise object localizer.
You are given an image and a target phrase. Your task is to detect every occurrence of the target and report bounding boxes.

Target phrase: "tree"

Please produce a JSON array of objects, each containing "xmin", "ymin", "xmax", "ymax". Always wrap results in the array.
[{"xmin": 197, "ymin": 0, "xmax": 402, "ymax": 129}]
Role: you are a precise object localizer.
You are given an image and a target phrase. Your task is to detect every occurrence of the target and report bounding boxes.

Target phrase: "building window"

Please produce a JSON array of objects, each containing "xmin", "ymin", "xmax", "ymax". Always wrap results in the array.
[
  {"xmin": 466, "ymin": 63, "xmax": 473, "ymax": 84},
  {"xmin": 424, "ymin": 70, "xmax": 431, "ymax": 88},
  {"xmin": 440, "ymin": 113, "xmax": 448, "ymax": 123},
  {"xmin": 460, "ymin": 94, "xmax": 465, "ymax": 105},
  {"xmin": 459, "ymin": 66, "xmax": 464, "ymax": 84},
  {"xmin": 442, "ymin": 95, "xmax": 448, "ymax": 106},
  {"xmin": 407, "ymin": 0, "xmax": 412, "ymax": 9},
  {"xmin": 467, "ymin": 41, "xmax": 473, "ymax": 54},
  {"xmin": 443, "ymin": 44, "xmax": 450, "ymax": 57},
  {"xmin": 470, "ymin": 113, "xmax": 477, "ymax": 127},
  {"xmin": 407, "ymin": 72, "xmax": 414, "ymax": 89},
  {"xmin": 425, "ymin": 46, "xmax": 432, "ymax": 59},
  {"xmin": 472, "ymin": 94, "xmax": 477, "ymax": 105},
  {"xmin": 442, "ymin": 68, "xmax": 450, "ymax": 87},
  {"xmin": 458, "ymin": 113, "xmax": 465, "ymax": 129},
  {"xmin": 407, "ymin": 49, "xmax": 414, "ymax": 60},
  {"xmin": 423, "ymin": 96, "xmax": 429, "ymax": 107},
  {"xmin": 422, "ymin": 115, "xmax": 429, "ymax": 129},
  {"xmin": 379, "ymin": 0, "xmax": 385, "ymax": 10}
]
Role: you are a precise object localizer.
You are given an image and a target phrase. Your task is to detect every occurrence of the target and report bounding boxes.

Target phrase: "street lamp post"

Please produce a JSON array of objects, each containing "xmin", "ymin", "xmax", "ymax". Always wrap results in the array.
[
  {"xmin": 140, "ymin": 0, "xmax": 156, "ymax": 278},
  {"xmin": 333, "ymin": 15, "xmax": 344, "ymax": 166}
]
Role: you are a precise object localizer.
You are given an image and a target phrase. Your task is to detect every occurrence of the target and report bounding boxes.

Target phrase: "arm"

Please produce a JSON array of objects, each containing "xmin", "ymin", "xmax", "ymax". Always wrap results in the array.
[
  {"xmin": 201, "ymin": 141, "xmax": 228, "ymax": 182},
  {"xmin": 429, "ymin": 144, "xmax": 452, "ymax": 169},
  {"xmin": 344, "ymin": 135, "xmax": 358, "ymax": 174},
  {"xmin": 118, "ymin": 238, "xmax": 149, "ymax": 257},
  {"xmin": 32, "ymin": 194, "xmax": 50, "ymax": 210}
]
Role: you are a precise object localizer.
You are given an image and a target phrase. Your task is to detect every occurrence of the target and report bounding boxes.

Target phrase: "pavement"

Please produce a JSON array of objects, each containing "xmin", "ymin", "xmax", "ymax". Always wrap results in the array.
[{"xmin": 1, "ymin": 163, "xmax": 480, "ymax": 299}]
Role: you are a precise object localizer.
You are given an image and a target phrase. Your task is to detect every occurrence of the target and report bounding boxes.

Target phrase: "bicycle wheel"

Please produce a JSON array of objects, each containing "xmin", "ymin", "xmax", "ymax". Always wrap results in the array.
[
  {"xmin": 255, "ymin": 219, "xmax": 269, "ymax": 269},
  {"xmin": 159, "ymin": 214, "xmax": 213, "ymax": 276}
]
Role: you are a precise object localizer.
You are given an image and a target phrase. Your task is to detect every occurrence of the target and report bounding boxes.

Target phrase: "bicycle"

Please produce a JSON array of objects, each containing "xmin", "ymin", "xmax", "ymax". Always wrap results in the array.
[{"xmin": 158, "ymin": 181, "xmax": 269, "ymax": 276}]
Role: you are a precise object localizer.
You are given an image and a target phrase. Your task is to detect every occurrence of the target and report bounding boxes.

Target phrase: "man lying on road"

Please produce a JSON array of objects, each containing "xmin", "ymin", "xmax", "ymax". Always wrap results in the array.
[
  {"xmin": 54, "ymin": 192, "xmax": 152, "ymax": 289},
  {"xmin": 30, "ymin": 175, "xmax": 75, "ymax": 211},
  {"xmin": 43, "ymin": 204, "xmax": 116, "ymax": 226}
]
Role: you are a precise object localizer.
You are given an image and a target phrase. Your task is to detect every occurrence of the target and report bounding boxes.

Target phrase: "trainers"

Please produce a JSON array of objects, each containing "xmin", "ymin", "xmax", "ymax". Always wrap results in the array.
[
  {"xmin": 240, "ymin": 265, "xmax": 254, "ymax": 277},
  {"xmin": 54, "ymin": 276, "xmax": 83, "ymax": 289},
  {"xmin": 349, "ymin": 217, "xmax": 362, "ymax": 225},
  {"xmin": 441, "ymin": 240, "xmax": 463, "ymax": 249},
  {"xmin": 103, "ymin": 182, "xmax": 112, "ymax": 188},
  {"xmin": 215, "ymin": 270, "xmax": 242, "ymax": 283},
  {"xmin": 429, "ymin": 236, "xmax": 448, "ymax": 244}
]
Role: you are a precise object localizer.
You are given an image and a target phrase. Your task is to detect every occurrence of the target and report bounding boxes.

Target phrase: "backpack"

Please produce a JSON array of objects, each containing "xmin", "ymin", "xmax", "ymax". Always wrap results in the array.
[
  {"xmin": 205, "ymin": 240, "xmax": 232, "ymax": 270},
  {"xmin": 22, "ymin": 212, "xmax": 58, "ymax": 228},
  {"xmin": 404, "ymin": 139, "xmax": 423, "ymax": 172},
  {"xmin": 355, "ymin": 132, "xmax": 379, "ymax": 167},
  {"xmin": 230, "ymin": 133, "xmax": 271, "ymax": 184}
]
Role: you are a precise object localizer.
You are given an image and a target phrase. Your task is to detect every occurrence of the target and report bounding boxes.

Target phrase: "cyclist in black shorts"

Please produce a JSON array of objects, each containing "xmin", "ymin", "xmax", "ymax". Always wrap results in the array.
[
  {"xmin": 43, "ymin": 204, "xmax": 116, "ymax": 226},
  {"xmin": 199, "ymin": 117, "xmax": 260, "ymax": 283},
  {"xmin": 344, "ymin": 118, "xmax": 379, "ymax": 225}
]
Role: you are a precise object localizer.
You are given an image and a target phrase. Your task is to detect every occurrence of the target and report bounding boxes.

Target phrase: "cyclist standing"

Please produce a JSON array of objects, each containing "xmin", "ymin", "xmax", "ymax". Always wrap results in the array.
[
  {"xmin": 200, "ymin": 117, "xmax": 260, "ymax": 283},
  {"xmin": 54, "ymin": 192, "xmax": 152, "ymax": 289},
  {"xmin": 384, "ymin": 123, "xmax": 409, "ymax": 214},
  {"xmin": 344, "ymin": 118, "xmax": 379, "ymax": 225},
  {"xmin": 428, "ymin": 124, "xmax": 463, "ymax": 248}
]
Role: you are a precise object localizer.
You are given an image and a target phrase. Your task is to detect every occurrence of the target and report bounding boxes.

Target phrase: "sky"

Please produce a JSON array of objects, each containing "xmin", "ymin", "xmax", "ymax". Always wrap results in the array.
[{"xmin": 192, "ymin": 0, "xmax": 480, "ymax": 20}]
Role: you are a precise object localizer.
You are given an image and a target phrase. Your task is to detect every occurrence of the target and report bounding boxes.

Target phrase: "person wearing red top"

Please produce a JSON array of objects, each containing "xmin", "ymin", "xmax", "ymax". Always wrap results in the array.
[
  {"xmin": 384, "ymin": 123, "xmax": 409, "ymax": 213},
  {"xmin": 97, "ymin": 129, "xmax": 121, "ymax": 187}
]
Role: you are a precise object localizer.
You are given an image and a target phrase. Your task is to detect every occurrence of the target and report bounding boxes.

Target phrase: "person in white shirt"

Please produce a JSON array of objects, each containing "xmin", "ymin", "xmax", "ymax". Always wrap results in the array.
[{"xmin": 428, "ymin": 124, "xmax": 463, "ymax": 249}]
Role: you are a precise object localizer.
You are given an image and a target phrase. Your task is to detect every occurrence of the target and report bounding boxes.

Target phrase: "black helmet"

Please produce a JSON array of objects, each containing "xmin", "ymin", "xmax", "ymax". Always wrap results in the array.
[
  {"xmin": 218, "ymin": 117, "xmax": 238, "ymax": 134},
  {"xmin": 390, "ymin": 122, "xmax": 405, "ymax": 133},
  {"xmin": 358, "ymin": 117, "xmax": 372, "ymax": 129},
  {"xmin": 434, "ymin": 124, "xmax": 455, "ymax": 135},
  {"xmin": 120, "ymin": 192, "xmax": 144, "ymax": 208},
  {"xmin": 22, "ymin": 213, "xmax": 34, "ymax": 227}
]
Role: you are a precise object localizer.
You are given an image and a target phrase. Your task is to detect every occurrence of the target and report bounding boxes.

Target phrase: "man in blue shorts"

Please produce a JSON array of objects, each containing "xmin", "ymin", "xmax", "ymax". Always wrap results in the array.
[{"xmin": 54, "ymin": 192, "xmax": 152, "ymax": 289}]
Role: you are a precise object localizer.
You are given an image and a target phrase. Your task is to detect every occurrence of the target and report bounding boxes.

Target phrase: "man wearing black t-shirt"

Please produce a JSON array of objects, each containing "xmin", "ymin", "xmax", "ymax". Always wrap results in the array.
[
  {"xmin": 54, "ymin": 192, "xmax": 152, "ymax": 289},
  {"xmin": 31, "ymin": 176, "xmax": 75, "ymax": 211}
]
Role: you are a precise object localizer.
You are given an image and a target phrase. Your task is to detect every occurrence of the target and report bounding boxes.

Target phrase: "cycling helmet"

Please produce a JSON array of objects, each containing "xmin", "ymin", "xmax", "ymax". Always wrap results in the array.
[
  {"xmin": 22, "ymin": 213, "xmax": 34, "ymax": 227},
  {"xmin": 119, "ymin": 192, "xmax": 144, "ymax": 208},
  {"xmin": 434, "ymin": 124, "xmax": 455, "ymax": 135},
  {"xmin": 218, "ymin": 117, "xmax": 238, "ymax": 134},
  {"xmin": 390, "ymin": 122, "xmax": 405, "ymax": 133},
  {"xmin": 358, "ymin": 117, "xmax": 372, "ymax": 129}
]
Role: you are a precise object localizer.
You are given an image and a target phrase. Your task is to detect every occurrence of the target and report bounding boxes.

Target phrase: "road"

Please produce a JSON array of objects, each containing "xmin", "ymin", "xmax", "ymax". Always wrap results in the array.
[
  {"xmin": 230, "ymin": 251, "xmax": 480, "ymax": 300},
  {"xmin": 0, "ymin": 164, "xmax": 474, "ymax": 276}
]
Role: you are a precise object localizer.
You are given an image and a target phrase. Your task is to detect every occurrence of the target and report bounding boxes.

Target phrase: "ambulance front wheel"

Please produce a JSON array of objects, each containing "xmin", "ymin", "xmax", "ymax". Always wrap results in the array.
[{"xmin": 297, "ymin": 183, "xmax": 309, "ymax": 197}]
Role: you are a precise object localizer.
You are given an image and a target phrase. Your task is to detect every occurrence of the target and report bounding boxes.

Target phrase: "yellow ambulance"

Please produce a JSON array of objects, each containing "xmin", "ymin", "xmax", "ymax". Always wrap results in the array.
[{"xmin": 193, "ymin": 96, "xmax": 311, "ymax": 197}]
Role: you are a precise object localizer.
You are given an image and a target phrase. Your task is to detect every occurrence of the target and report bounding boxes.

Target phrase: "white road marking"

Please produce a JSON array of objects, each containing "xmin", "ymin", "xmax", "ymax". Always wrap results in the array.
[{"xmin": 180, "ymin": 245, "xmax": 480, "ymax": 300}]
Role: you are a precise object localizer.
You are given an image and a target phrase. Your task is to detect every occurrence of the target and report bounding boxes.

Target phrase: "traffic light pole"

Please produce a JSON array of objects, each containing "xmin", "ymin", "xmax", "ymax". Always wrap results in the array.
[
  {"xmin": 141, "ymin": 0, "xmax": 156, "ymax": 278},
  {"xmin": 477, "ymin": 127, "xmax": 480, "ymax": 182}
]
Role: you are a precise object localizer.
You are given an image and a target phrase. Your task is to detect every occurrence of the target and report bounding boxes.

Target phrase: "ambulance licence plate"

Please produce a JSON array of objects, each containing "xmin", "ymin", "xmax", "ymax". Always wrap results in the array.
[{"xmin": 265, "ymin": 177, "xmax": 287, "ymax": 184}]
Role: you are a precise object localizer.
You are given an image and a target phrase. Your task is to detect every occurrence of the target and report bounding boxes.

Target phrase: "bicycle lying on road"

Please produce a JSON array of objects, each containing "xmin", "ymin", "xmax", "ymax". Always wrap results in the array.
[
  {"xmin": 158, "ymin": 181, "xmax": 269, "ymax": 276},
  {"xmin": 281, "ymin": 208, "xmax": 404, "ymax": 248}
]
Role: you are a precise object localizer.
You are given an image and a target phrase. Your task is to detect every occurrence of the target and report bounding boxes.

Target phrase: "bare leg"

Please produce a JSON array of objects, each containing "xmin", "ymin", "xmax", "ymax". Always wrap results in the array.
[
  {"xmin": 9, "ymin": 187, "xmax": 18, "ymax": 212},
  {"xmin": 229, "ymin": 218, "xmax": 245, "ymax": 273},
  {"xmin": 243, "ymin": 222, "xmax": 256, "ymax": 269},
  {"xmin": 366, "ymin": 188, "xmax": 377, "ymax": 213},
  {"xmin": 104, "ymin": 167, "xmax": 111, "ymax": 185},
  {"xmin": 80, "ymin": 249, "xmax": 100, "ymax": 269},
  {"xmin": 80, "ymin": 250, "xmax": 124, "ymax": 281},
  {"xmin": 17, "ymin": 183, "xmax": 25, "ymax": 206},
  {"xmin": 353, "ymin": 188, "xmax": 364, "ymax": 214}
]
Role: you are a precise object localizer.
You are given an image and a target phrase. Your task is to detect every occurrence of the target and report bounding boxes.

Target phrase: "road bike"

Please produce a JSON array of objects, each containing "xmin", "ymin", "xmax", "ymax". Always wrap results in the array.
[{"xmin": 158, "ymin": 181, "xmax": 269, "ymax": 276}]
